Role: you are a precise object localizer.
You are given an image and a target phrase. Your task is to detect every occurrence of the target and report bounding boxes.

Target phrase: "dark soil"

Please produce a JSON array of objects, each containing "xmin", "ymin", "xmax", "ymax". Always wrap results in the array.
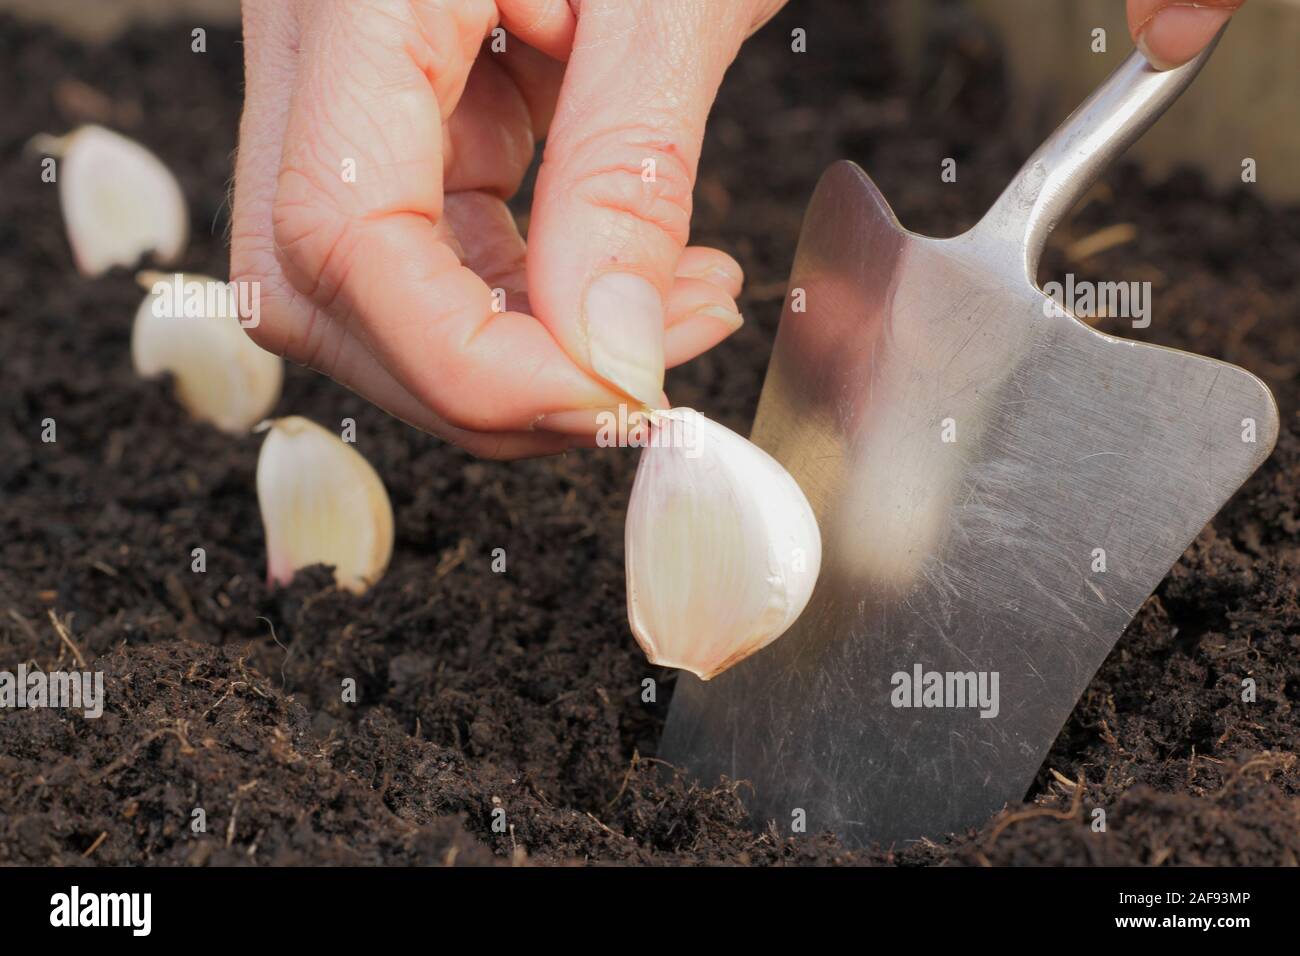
[{"xmin": 2, "ymin": 1, "xmax": 1298, "ymax": 866}]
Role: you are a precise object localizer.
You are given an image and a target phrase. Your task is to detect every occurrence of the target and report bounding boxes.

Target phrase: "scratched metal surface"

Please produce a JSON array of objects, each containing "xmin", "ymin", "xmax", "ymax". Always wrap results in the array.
[{"xmin": 660, "ymin": 40, "xmax": 1278, "ymax": 847}]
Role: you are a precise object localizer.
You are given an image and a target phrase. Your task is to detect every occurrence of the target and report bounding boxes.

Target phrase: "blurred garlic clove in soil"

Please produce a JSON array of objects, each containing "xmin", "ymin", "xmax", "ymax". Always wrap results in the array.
[
  {"xmin": 624, "ymin": 408, "xmax": 822, "ymax": 679},
  {"xmin": 256, "ymin": 416, "xmax": 394, "ymax": 595},
  {"xmin": 131, "ymin": 271, "xmax": 283, "ymax": 434},
  {"xmin": 32, "ymin": 124, "xmax": 188, "ymax": 276}
]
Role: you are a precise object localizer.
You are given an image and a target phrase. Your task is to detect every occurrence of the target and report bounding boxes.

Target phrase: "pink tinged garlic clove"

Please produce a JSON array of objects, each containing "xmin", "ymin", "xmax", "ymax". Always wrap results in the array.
[
  {"xmin": 255, "ymin": 416, "xmax": 394, "ymax": 595},
  {"xmin": 34, "ymin": 125, "xmax": 187, "ymax": 277},
  {"xmin": 131, "ymin": 272, "xmax": 282, "ymax": 434},
  {"xmin": 624, "ymin": 408, "xmax": 822, "ymax": 680}
]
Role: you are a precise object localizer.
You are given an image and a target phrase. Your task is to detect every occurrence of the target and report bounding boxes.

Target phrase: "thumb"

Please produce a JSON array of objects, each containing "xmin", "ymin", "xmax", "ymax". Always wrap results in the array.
[{"xmin": 526, "ymin": 0, "xmax": 752, "ymax": 409}]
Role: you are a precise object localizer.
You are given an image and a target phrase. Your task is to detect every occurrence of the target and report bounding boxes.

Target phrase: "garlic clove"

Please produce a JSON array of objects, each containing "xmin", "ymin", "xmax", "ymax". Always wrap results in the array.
[
  {"xmin": 625, "ymin": 408, "xmax": 822, "ymax": 680},
  {"xmin": 256, "ymin": 416, "xmax": 394, "ymax": 595},
  {"xmin": 131, "ymin": 272, "xmax": 282, "ymax": 434},
  {"xmin": 33, "ymin": 125, "xmax": 188, "ymax": 276}
]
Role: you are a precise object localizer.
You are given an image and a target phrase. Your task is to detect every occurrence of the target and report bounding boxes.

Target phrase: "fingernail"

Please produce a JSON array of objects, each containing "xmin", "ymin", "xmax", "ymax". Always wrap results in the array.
[
  {"xmin": 696, "ymin": 304, "xmax": 745, "ymax": 331},
  {"xmin": 584, "ymin": 272, "xmax": 665, "ymax": 410},
  {"xmin": 676, "ymin": 262, "xmax": 744, "ymax": 295},
  {"xmin": 1136, "ymin": 4, "xmax": 1234, "ymax": 71}
]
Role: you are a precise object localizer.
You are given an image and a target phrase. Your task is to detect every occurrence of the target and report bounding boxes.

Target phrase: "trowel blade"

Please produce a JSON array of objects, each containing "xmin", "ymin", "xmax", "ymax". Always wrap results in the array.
[{"xmin": 659, "ymin": 159, "xmax": 1278, "ymax": 847}]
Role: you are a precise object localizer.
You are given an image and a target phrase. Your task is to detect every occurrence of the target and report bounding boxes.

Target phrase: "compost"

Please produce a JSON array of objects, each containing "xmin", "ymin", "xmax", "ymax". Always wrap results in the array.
[{"xmin": 1, "ymin": 0, "xmax": 1298, "ymax": 865}]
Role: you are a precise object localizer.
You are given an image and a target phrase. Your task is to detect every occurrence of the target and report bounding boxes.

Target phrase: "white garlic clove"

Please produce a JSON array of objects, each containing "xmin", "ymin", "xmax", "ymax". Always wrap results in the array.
[
  {"xmin": 625, "ymin": 408, "xmax": 822, "ymax": 680},
  {"xmin": 33, "ymin": 125, "xmax": 188, "ymax": 277},
  {"xmin": 131, "ymin": 272, "xmax": 282, "ymax": 434},
  {"xmin": 256, "ymin": 416, "xmax": 394, "ymax": 595}
]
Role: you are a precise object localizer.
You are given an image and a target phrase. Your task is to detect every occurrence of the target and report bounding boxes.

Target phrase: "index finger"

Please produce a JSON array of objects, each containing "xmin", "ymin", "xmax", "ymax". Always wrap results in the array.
[{"xmin": 271, "ymin": 0, "xmax": 623, "ymax": 433}]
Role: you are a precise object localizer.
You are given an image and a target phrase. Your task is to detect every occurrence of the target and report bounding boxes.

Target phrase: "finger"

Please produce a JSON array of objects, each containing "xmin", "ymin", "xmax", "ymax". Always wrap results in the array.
[
  {"xmin": 662, "ymin": 277, "xmax": 743, "ymax": 367},
  {"xmin": 496, "ymin": 0, "xmax": 578, "ymax": 62},
  {"xmin": 272, "ymin": 0, "xmax": 474, "ymax": 293},
  {"xmin": 665, "ymin": 312, "xmax": 742, "ymax": 368},
  {"xmin": 444, "ymin": 55, "xmax": 536, "ymax": 196},
  {"xmin": 231, "ymin": 2, "xmax": 578, "ymax": 457},
  {"xmin": 443, "ymin": 194, "xmax": 746, "ymax": 328},
  {"xmin": 526, "ymin": 0, "xmax": 753, "ymax": 409},
  {"xmin": 1129, "ymin": 0, "xmax": 1243, "ymax": 69},
  {"xmin": 442, "ymin": 190, "xmax": 529, "ymax": 305},
  {"xmin": 279, "ymin": 285, "xmax": 579, "ymax": 458},
  {"xmin": 522, "ymin": 275, "xmax": 746, "ymax": 435},
  {"xmin": 484, "ymin": 27, "xmax": 568, "ymax": 137},
  {"xmin": 270, "ymin": 0, "xmax": 626, "ymax": 433},
  {"xmin": 674, "ymin": 246, "xmax": 744, "ymax": 299}
]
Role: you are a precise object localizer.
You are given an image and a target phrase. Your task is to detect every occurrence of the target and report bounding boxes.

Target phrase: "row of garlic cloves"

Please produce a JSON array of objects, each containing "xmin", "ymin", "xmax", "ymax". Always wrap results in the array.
[
  {"xmin": 43, "ymin": 125, "xmax": 824, "ymax": 677},
  {"xmin": 40, "ymin": 124, "xmax": 395, "ymax": 596}
]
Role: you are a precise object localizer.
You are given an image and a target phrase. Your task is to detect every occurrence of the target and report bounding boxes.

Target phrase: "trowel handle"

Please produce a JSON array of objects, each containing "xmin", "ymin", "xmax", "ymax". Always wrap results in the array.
[{"xmin": 979, "ymin": 27, "xmax": 1224, "ymax": 281}]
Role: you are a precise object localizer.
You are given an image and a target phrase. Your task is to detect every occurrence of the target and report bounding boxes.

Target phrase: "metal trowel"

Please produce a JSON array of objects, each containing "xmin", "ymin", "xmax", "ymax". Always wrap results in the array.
[{"xmin": 660, "ymin": 33, "xmax": 1278, "ymax": 847}]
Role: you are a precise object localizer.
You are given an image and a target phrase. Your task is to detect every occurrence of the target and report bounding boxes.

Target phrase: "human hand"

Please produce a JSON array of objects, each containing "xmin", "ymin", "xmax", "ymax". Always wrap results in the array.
[
  {"xmin": 231, "ymin": 0, "xmax": 785, "ymax": 458},
  {"xmin": 1129, "ymin": 0, "xmax": 1245, "ymax": 69}
]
